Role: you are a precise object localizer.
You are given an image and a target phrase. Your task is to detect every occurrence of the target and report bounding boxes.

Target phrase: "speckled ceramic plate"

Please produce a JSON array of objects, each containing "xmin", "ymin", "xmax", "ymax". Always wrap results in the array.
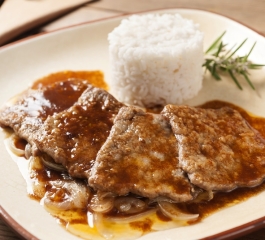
[{"xmin": 0, "ymin": 8, "xmax": 265, "ymax": 240}]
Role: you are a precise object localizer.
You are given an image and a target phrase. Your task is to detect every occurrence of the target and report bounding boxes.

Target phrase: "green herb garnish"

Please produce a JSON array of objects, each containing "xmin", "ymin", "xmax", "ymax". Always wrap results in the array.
[{"xmin": 203, "ymin": 31, "xmax": 264, "ymax": 90}]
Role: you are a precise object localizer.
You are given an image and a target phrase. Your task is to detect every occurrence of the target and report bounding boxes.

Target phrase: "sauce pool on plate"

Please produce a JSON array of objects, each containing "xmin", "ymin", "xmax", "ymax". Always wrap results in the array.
[{"xmin": 4, "ymin": 70, "xmax": 265, "ymax": 240}]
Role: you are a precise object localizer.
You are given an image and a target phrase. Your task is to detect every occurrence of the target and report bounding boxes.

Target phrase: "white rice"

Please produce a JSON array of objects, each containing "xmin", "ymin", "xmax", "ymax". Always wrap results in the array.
[{"xmin": 108, "ymin": 13, "xmax": 204, "ymax": 107}]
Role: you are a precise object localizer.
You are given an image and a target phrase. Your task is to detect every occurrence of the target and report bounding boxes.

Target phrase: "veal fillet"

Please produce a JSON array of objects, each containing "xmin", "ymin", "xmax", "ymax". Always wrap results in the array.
[
  {"xmin": 162, "ymin": 105, "xmax": 265, "ymax": 192},
  {"xmin": 90, "ymin": 106, "xmax": 195, "ymax": 202},
  {"xmin": 0, "ymin": 79, "xmax": 91, "ymax": 149},
  {"xmin": 35, "ymin": 87, "xmax": 124, "ymax": 178}
]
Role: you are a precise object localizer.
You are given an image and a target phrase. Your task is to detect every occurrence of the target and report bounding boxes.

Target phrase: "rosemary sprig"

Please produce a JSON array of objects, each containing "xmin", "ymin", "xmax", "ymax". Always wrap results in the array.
[{"xmin": 203, "ymin": 31, "xmax": 265, "ymax": 90}]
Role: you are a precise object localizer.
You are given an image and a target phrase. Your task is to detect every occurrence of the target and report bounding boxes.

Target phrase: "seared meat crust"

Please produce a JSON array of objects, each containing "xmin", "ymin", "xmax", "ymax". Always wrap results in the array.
[
  {"xmin": 35, "ymin": 87, "xmax": 123, "ymax": 178},
  {"xmin": 0, "ymin": 79, "xmax": 90, "ymax": 147},
  {"xmin": 3, "ymin": 78, "xmax": 265, "ymax": 200},
  {"xmin": 162, "ymin": 105, "xmax": 265, "ymax": 191},
  {"xmin": 90, "ymin": 106, "xmax": 195, "ymax": 202}
]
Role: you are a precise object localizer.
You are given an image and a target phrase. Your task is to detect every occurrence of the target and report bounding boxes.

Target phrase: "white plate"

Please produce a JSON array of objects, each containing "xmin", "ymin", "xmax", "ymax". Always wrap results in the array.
[{"xmin": 1, "ymin": 8, "xmax": 265, "ymax": 240}]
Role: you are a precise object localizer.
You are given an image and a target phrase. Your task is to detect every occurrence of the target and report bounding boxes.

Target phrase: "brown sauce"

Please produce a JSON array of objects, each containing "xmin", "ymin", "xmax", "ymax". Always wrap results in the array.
[
  {"xmin": 31, "ymin": 70, "xmax": 107, "ymax": 90},
  {"xmin": 27, "ymin": 98, "xmax": 265, "ymax": 232},
  {"xmin": 6, "ymin": 71, "xmax": 265, "ymax": 238},
  {"xmin": 14, "ymin": 138, "xmax": 27, "ymax": 151},
  {"xmin": 156, "ymin": 209, "xmax": 172, "ymax": 222},
  {"xmin": 130, "ymin": 218, "xmax": 153, "ymax": 232},
  {"xmin": 200, "ymin": 100, "xmax": 265, "ymax": 138},
  {"xmin": 185, "ymin": 100, "xmax": 265, "ymax": 221},
  {"xmin": 30, "ymin": 71, "xmax": 106, "ymax": 120},
  {"xmin": 185, "ymin": 182, "xmax": 265, "ymax": 223}
]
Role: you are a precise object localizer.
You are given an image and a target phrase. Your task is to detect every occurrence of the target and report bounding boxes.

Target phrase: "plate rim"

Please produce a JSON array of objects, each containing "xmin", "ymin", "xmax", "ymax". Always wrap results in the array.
[
  {"xmin": 0, "ymin": 206, "xmax": 37, "ymax": 240},
  {"xmin": 0, "ymin": 7, "xmax": 264, "ymax": 51},
  {"xmin": 0, "ymin": 7, "xmax": 265, "ymax": 240},
  {"xmin": 202, "ymin": 215, "xmax": 265, "ymax": 240}
]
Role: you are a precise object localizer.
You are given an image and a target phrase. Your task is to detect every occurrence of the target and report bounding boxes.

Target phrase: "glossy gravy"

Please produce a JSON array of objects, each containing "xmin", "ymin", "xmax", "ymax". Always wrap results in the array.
[{"xmin": 8, "ymin": 71, "xmax": 265, "ymax": 239}]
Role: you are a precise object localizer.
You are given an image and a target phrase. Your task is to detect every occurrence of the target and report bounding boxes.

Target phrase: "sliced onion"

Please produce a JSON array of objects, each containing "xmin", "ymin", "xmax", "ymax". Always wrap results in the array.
[
  {"xmin": 87, "ymin": 212, "xmax": 144, "ymax": 240},
  {"xmin": 67, "ymin": 222, "xmax": 106, "ymax": 240},
  {"xmin": 66, "ymin": 222, "xmax": 106, "ymax": 240},
  {"xmin": 151, "ymin": 216, "xmax": 183, "ymax": 231},
  {"xmin": 114, "ymin": 197, "xmax": 146, "ymax": 214},
  {"xmin": 28, "ymin": 157, "xmax": 47, "ymax": 198},
  {"xmin": 158, "ymin": 201, "xmax": 199, "ymax": 221},
  {"xmin": 30, "ymin": 179, "xmax": 46, "ymax": 199},
  {"xmin": 40, "ymin": 154, "xmax": 66, "ymax": 172},
  {"xmin": 94, "ymin": 213, "xmax": 114, "ymax": 239},
  {"xmin": 42, "ymin": 180, "xmax": 90, "ymax": 210},
  {"xmin": 149, "ymin": 196, "xmax": 177, "ymax": 204},
  {"xmin": 97, "ymin": 190, "xmax": 117, "ymax": 199},
  {"xmin": 89, "ymin": 194, "xmax": 114, "ymax": 213},
  {"xmin": 192, "ymin": 190, "xmax": 214, "ymax": 203},
  {"xmin": 24, "ymin": 143, "xmax": 32, "ymax": 159},
  {"xmin": 29, "ymin": 156, "xmax": 44, "ymax": 171},
  {"xmin": 106, "ymin": 208, "xmax": 157, "ymax": 224},
  {"xmin": 6, "ymin": 134, "xmax": 25, "ymax": 156}
]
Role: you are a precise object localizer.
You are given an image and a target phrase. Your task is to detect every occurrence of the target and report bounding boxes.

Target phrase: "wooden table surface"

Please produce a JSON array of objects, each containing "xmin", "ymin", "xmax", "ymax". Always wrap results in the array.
[{"xmin": 1, "ymin": 0, "xmax": 265, "ymax": 239}]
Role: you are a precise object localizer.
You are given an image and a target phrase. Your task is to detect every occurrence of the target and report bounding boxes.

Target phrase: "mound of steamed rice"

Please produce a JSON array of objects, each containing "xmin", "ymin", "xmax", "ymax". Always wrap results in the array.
[{"xmin": 108, "ymin": 13, "xmax": 204, "ymax": 107}]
